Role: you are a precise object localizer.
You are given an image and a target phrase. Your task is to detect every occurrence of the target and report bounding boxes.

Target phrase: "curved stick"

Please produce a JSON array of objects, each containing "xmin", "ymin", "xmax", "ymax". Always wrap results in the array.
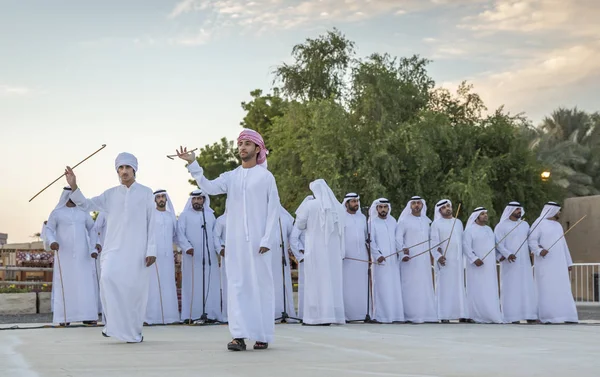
[
  {"xmin": 189, "ymin": 253, "xmax": 195, "ymax": 325},
  {"xmin": 383, "ymin": 239, "xmax": 429, "ymax": 259},
  {"xmin": 155, "ymin": 262, "xmax": 165, "ymax": 325},
  {"xmin": 29, "ymin": 144, "xmax": 107, "ymax": 202},
  {"xmin": 166, "ymin": 148, "xmax": 197, "ymax": 160},
  {"xmin": 547, "ymin": 215, "xmax": 586, "ymax": 252},
  {"xmin": 514, "ymin": 208, "xmax": 551, "ymax": 256},
  {"xmin": 482, "ymin": 220, "xmax": 524, "ymax": 260},
  {"xmin": 443, "ymin": 203, "xmax": 461, "ymax": 257},
  {"xmin": 55, "ymin": 251, "xmax": 67, "ymax": 326}
]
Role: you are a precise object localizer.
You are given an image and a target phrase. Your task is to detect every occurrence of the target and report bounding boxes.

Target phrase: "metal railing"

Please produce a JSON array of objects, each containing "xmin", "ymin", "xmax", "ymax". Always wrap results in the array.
[{"xmin": 571, "ymin": 263, "xmax": 600, "ymax": 304}]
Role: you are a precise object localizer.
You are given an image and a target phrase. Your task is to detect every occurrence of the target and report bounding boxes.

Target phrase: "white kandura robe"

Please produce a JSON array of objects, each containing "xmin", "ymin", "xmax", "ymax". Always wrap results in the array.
[
  {"xmin": 463, "ymin": 224, "xmax": 503, "ymax": 323},
  {"xmin": 187, "ymin": 161, "xmax": 279, "ymax": 343},
  {"xmin": 495, "ymin": 219, "xmax": 537, "ymax": 322},
  {"xmin": 177, "ymin": 208, "xmax": 221, "ymax": 322},
  {"xmin": 70, "ymin": 183, "xmax": 157, "ymax": 343},
  {"xmin": 145, "ymin": 210, "xmax": 180, "ymax": 325},
  {"xmin": 430, "ymin": 218, "xmax": 468, "ymax": 320},
  {"xmin": 343, "ymin": 211, "xmax": 371, "ymax": 321},
  {"xmin": 370, "ymin": 216, "xmax": 405, "ymax": 323},
  {"xmin": 528, "ymin": 219, "xmax": 578, "ymax": 323},
  {"xmin": 296, "ymin": 199, "xmax": 345, "ymax": 325},
  {"xmin": 93, "ymin": 212, "xmax": 107, "ymax": 314},
  {"xmin": 45, "ymin": 206, "xmax": 98, "ymax": 324},
  {"xmin": 290, "ymin": 225, "xmax": 305, "ymax": 318},
  {"xmin": 272, "ymin": 210, "xmax": 298, "ymax": 321},
  {"xmin": 214, "ymin": 214, "xmax": 228, "ymax": 322},
  {"xmin": 396, "ymin": 215, "xmax": 437, "ymax": 323}
]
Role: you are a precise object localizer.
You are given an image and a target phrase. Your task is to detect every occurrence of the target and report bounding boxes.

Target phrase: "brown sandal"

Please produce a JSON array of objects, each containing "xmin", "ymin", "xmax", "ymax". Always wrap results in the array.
[
  {"xmin": 253, "ymin": 341, "xmax": 268, "ymax": 350},
  {"xmin": 227, "ymin": 338, "xmax": 246, "ymax": 351}
]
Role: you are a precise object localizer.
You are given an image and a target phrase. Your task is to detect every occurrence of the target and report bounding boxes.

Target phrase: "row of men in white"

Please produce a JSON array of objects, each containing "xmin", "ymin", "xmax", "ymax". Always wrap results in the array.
[{"xmin": 43, "ymin": 128, "xmax": 577, "ymax": 350}]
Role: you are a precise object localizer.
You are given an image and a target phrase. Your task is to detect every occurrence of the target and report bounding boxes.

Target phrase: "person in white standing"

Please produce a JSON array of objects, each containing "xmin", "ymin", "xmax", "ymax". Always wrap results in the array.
[
  {"xmin": 145, "ymin": 189, "xmax": 181, "ymax": 325},
  {"xmin": 430, "ymin": 199, "xmax": 468, "ymax": 323},
  {"xmin": 176, "ymin": 128, "xmax": 280, "ymax": 351},
  {"xmin": 369, "ymin": 198, "xmax": 404, "ymax": 323},
  {"xmin": 295, "ymin": 179, "xmax": 345, "ymax": 326},
  {"xmin": 462, "ymin": 207, "xmax": 503, "ymax": 324},
  {"xmin": 45, "ymin": 187, "xmax": 99, "ymax": 326},
  {"xmin": 290, "ymin": 195, "xmax": 314, "ymax": 320},
  {"xmin": 177, "ymin": 190, "xmax": 221, "ymax": 323},
  {"xmin": 341, "ymin": 193, "xmax": 371, "ymax": 322},
  {"xmin": 65, "ymin": 152, "xmax": 157, "ymax": 343},
  {"xmin": 396, "ymin": 196, "xmax": 438, "ymax": 323},
  {"xmin": 495, "ymin": 201, "xmax": 537, "ymax": 324},
  {"xmin": 528, "ymin": 202, "xmax": 578, "ymax": 324}
]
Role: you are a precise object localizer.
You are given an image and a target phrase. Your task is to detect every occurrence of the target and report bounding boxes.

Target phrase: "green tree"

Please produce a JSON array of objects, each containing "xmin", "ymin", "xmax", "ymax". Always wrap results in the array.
[
  {"xmin": 240, "ymin": 88, "xmax": 288, "ymax": 144},
  {"xmin": 188, "ymin": 138, "xmax": 240, "ymax": 216}
]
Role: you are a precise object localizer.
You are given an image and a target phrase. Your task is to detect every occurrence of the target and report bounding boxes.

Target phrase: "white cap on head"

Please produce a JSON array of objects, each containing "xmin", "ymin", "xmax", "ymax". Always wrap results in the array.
[{"xmin": 115, "ymin": 152, "xmax": 138, "ymax": 173}]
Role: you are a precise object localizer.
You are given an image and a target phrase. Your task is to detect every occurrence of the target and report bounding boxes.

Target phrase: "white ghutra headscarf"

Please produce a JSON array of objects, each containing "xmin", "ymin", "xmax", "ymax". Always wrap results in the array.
[
  {"xmin": 399, "ymin": 196, "xmax": 430, "ymax": 224},
  {"xmin": 183, "ymin": 189, "xmax": 214, "ymax": 214},
  {"xmin": 309, "ymin": 179, "xmax": 345, "ymax": 237},
  {"xmin": 465, "ymin": 207, "xmax": 487, "ymax": 231},
  {"xmin": 434, "ymin": 199, "xmax": 452, "ymax": 222},
  {"xmin": 499, "ymin": 201, "xmax": 524, "ymax": 224}
]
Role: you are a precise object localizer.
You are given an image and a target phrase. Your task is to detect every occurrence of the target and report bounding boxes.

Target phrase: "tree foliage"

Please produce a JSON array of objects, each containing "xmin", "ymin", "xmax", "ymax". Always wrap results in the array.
[{"xmin": 188, "ymin": 29, "xmax": 600, "ymax": 226}]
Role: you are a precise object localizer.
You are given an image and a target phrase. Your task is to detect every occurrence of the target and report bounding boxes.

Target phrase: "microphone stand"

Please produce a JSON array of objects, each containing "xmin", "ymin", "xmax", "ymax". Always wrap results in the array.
[
  {"xmin": 193, "ymin": 206, "xmax": 220, "ymax": 325},
  {"xmin": 363, "ymin": 206, "xmax": 374, "ymax": 323},
  {"xmin": 275, "ymin": 218, "xmax": 301, "ymax": 323}
]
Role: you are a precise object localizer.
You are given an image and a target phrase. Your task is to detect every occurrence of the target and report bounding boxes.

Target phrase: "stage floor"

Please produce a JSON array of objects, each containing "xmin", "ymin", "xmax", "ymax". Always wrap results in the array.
[{"xmin": 1, "ymin": 322, "xmax": 599, "ymax": 377}]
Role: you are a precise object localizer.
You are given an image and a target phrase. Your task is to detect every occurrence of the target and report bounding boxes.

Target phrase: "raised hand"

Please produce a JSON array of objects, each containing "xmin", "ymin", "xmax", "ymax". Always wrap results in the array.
[
  {"xmin": 64, "ymin": 166, "xmax": 77, "ymax": 190},
  {"xmin": 50, "ymin": 242, "xmax": 59, "ymax": 251},
  {"xmin": 175, "ymin": 146, "xmax": 196, "ymax": 164}
]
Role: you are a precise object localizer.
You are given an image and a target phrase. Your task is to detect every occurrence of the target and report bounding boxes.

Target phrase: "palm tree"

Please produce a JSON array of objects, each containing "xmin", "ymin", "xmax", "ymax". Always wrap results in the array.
[{"xmin": 532, "ymin": 107, "xmax": 600, "ymax": 197}]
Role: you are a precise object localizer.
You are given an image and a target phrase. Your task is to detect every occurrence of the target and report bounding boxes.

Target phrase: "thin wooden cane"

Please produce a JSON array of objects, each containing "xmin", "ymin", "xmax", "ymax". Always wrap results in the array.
[
  {"xmin": 482, "ymin": 219, "xmax": 525, "ymax": 261},
  {"xmin": 443, "ymin": 203, "xmax": 461, "ymax": 258},
  {"xmin": 55, "ymin": 250, "xmax": 68, "ymax": 326},
  {"xmin": 515, "ymin": 208, "xmax": 551, "ymax": 256},
  {"xmin": 189, "ymin": 252, "xmax": 195, "ymax": 325},
  {"xmin": 383, "ymin": 239, "xmax": 429, "ymax": 259},
  {"xmin": 408, "ymin": 238, "xmax": 449, "ymax": 260},
  {"xmin": 29, "ymin": 144, "xmax": 107, "ymax": 202},
  {"xmin": 155, "ymin": 262, "xmax": 165, "ymax": 325},
  {"xmin": 546, "ymin": 215, "xmax": 586, "ymax": 252}
]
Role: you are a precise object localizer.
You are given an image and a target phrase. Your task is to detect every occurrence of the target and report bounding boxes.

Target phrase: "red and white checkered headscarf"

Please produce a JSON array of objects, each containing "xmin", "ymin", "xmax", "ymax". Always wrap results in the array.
[{"xmin": 237, "ymin": 128, "xmax": 268, "ymax": 168}]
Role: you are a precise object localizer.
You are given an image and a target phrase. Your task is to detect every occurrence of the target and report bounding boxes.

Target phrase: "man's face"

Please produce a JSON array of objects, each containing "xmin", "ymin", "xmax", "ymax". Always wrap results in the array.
[
  {"xmin": 118, "ymin": 165, "xmax": 135, "ymax": 184},
  {"xmin": 377, "ymin": 204, "xmax": 389, "ymax": 218},
  {"xmin": 238, "ymin": 140, "xmax": 259, "ymax": 163},
  {"xmin": 65, "ymin": 199, "xmax": 76, "ymax": 208},
  {"xmin": 411, "ymin": 200, "xmax": 423, "ymax": 215},
  {"xmin": 346, "ymin": 198, "xmax": 359, "ymax": 213},
  {"xmin": 440, "ymin": 203, "xmax": 453, "ymax": 218},
  {"xmin": 511, "ymin": 208, "xmax": 522, "ymax": 219},
  {"xmin": 155, "ymin": 194, "xmax": 167, "ymax": 209},
  {"xmin": 477, "ymin": 211, "xmax": 489, "ymax": 224},
  {"xmin": 192, "ymin": 196, "xmax": 205, "ymax": 211},
  {"xmin": 553, "ymin": 210, "xmax": 561, "ymax": 220}
]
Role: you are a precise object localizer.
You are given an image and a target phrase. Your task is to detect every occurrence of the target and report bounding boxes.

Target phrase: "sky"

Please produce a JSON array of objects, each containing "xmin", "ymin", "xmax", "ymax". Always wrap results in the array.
[{"xmin": 1, "ymin": 0, "xmax": 599, "ymax": 243}]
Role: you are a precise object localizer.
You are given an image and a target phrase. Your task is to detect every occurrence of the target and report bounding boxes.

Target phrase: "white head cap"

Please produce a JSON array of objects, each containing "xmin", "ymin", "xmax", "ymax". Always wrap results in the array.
[{"xmin": 115, "ymin": 152, "xmax": 138, "ymax": 173}]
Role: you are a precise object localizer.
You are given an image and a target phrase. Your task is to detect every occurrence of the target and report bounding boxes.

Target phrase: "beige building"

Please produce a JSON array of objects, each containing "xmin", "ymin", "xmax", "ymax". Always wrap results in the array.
[{"xmin": 561, "ymin": 195, "xmax": 600, "ymax": 302}]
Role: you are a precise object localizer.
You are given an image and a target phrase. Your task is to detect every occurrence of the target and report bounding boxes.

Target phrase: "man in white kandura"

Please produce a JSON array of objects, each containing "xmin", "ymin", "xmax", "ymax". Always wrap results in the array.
[
  {"xmin": 341, "ymin": 193, "xmax": 371, "ymax": 322},
  {"xmin": 45, "ymin": 187, "xmax": 99, "ymax": 326},
  {"xmin": 396, "ymin": 196, "xmax": 437, "ymax": 323},
  {"xmin": 495, "ymin": 201, "xmax": 537, "ymax": 324},
  {"xmin": 272, "ymin": 206, "xmax": 298, "ymax": 322},
  {"xmin": 369, "ymin": 198, "xmax": 404, "ymax": 323},
  {"xmin": 462, "ymin": 207, "xmax": 503, "ymax": 324},
  {"xmin": 214, "ymin": 211, "xmax": 228, "ymax": 322},
  {"xmin": 177, "ymin": 190, "xmax": 221, "ymax": 323},
  {"xmin": 528, "ymin": 202, "xmax": 578, "ymax": 324},
  {"xmin": 290, "ymin": 195, "xmax": 313, "ymax": 320},
  {"xmin": 295, "ymin": 179, "xmax": 346, "ymax": 326},
  {"xmin": 430, "ymin": 199, "xmax": 468, "ymax": 323},
  {"xmin": 145, "ymin": 189, "xmax": 180, "ymax": 325},
  {"xmin": 176, "ymin": 128, "xmax": 280, "ymax": 351},
  {"xmin": 65, "ymin": 152, "xmax": 157, "ymax": 343}
]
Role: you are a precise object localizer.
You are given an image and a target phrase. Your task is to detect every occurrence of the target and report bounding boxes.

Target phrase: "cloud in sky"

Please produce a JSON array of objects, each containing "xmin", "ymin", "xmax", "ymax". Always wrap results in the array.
[{"xmin": 0, "ymin": 85, "xmax": 32, "ymax": 96}]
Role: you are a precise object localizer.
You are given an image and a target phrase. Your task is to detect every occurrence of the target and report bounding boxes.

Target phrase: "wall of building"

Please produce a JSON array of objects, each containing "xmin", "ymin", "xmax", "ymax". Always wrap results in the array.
[{"xmin": 561, "ymin": 195, "xmax": 600, "ymax": 263}]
